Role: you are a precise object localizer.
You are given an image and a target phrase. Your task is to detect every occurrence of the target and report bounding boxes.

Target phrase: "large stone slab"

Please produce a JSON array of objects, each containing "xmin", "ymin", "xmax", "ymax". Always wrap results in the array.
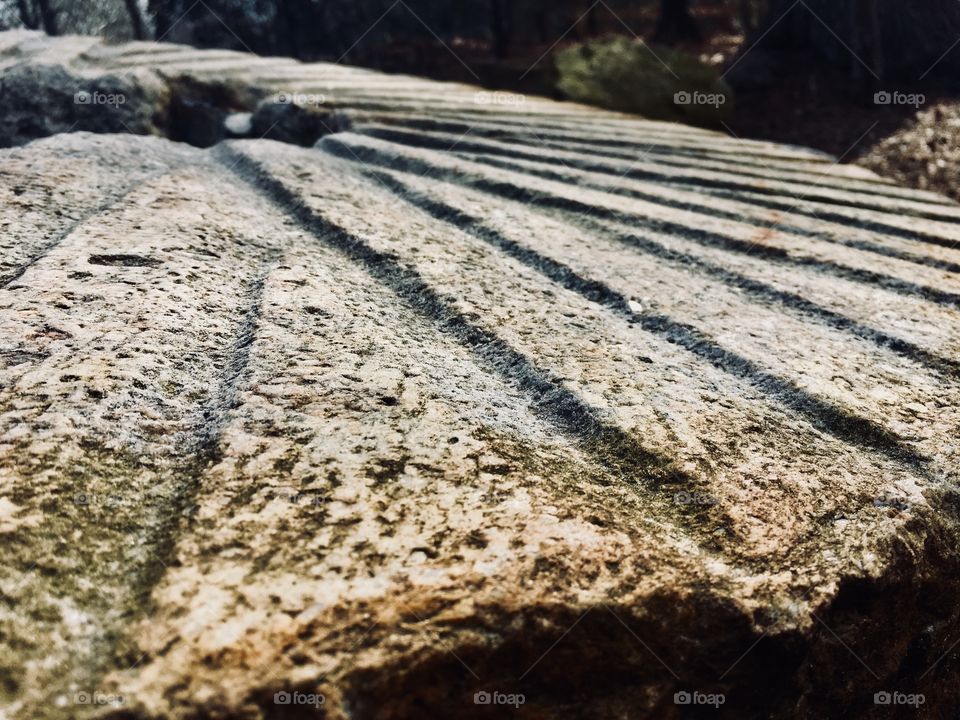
[{"xmin": 1, "ymin": 30, "xmax": 960, "ymax": 720}]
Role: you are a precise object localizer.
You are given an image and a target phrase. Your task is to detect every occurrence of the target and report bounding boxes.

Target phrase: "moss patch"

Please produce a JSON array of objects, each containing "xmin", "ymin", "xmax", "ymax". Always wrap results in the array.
[{"xmin": 555, "ymin": 36, "xmax": 733, "ymax": 127}]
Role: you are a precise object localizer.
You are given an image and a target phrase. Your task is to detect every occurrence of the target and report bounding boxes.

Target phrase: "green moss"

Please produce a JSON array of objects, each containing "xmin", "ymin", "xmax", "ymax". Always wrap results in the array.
[
  {"xmin": 0, "ymin": 442, "xmax": 206, "ymax": 716},
  {"xmin": 554, "ymin": 36, "xmax": 733, "ymax": 127}
]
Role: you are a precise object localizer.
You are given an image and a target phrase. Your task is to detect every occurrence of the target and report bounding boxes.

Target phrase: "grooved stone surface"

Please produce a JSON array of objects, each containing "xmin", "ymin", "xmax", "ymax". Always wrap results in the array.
[{"xmin": 1, "ymin": 30, "xmax": 960, "ymax": 720}]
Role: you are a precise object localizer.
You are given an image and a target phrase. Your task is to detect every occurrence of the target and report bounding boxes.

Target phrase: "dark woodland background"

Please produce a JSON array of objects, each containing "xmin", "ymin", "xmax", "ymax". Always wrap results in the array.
[
  {"xmin": 3, "ymin": 0, "xmax": 960, "ymax": 197},
  {"xmin": 5, "ymin": 1, "xmax": 960, "ymax": 80}
]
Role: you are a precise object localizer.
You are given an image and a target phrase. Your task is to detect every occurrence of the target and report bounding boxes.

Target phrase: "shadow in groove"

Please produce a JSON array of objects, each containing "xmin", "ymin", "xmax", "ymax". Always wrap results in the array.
[
  {"xmin": 465, "ymin": 153, "xmax": 960, "ymax": 276},
  {"xmin": 359, "ymin": 165, "xmax": 937, "ymax": 478},
  {"xmin": 214, "ymin": 144, "xmax": 697, "ymax": 496},
  {"xmin": 360, "ymin": 124, "xmax": 960, "ymax": 227},
  {"xmin": 320, "ymin": 136, "xmax": 960, "ymax": 382},
  {"xmin": 325, "ymin": 135, "xmax": 960, "ymax": 311}
]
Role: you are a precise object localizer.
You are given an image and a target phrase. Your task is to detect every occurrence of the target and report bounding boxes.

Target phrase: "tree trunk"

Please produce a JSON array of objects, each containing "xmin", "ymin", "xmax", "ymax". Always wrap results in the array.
[
  {"xmin": 16, "ymin": 0, "xmax": 39, "ymax": 29},
  {"xmin": 585, "ymin": 3, "xmax": 600, "ymax": 36},
  {"xmin": 747, "ymin": 0, "xmax": 960, "ymax": 80},
  {"xmin": 738, "ymin": 0, "xmax": 754, "ymax": 33},
  {"xmin": 848, "ymin": 0, "xmax": 862, "ymax": 86},
  {"xmin": 653, "ymin": 0, "xmax": 701, "ymax": 45},
  {"xmin": 489, "ymin": 0, "xmax": 511, "ymax": 59},
  {"xmin": 867, "ymin": 0, "xmax": 884, "ymax": 80},
  {"xmin": 534, "ymin": 8, "xmax": 549, "ymax": 43},
  {"xmin": 275, "ymin": 0, "xmax": 301, "ymax": 58},
  {"xmin": 148, "ymin": 0, "xmax": 169, "ymax": 40},
  {"xmin": 34, "ymin": 0, "xmax": 58, "ymax": 35},
  {"xmin": 123, "ymin": 0, "xmax": 147, "ymax": 40}
]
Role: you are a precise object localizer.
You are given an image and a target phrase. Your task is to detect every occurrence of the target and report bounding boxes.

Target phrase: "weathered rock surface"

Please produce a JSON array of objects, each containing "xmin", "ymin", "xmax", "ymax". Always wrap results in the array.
[{"xmin": 1, "ymin": 30, "xmax": 960, "ymax": 720}]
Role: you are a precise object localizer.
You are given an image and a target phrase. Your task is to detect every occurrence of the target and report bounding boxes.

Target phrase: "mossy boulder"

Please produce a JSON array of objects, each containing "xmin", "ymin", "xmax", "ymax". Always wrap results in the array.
[{"xmin": 554, "ymin": 35, "xmax": 733, "ymax": 127}]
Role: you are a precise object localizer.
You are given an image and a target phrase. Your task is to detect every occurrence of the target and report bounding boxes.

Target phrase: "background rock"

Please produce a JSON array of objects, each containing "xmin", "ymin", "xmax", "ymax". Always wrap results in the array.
[{"xmin": 0, "ymin": 62, "xmax": 164, "ymax": 146}]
